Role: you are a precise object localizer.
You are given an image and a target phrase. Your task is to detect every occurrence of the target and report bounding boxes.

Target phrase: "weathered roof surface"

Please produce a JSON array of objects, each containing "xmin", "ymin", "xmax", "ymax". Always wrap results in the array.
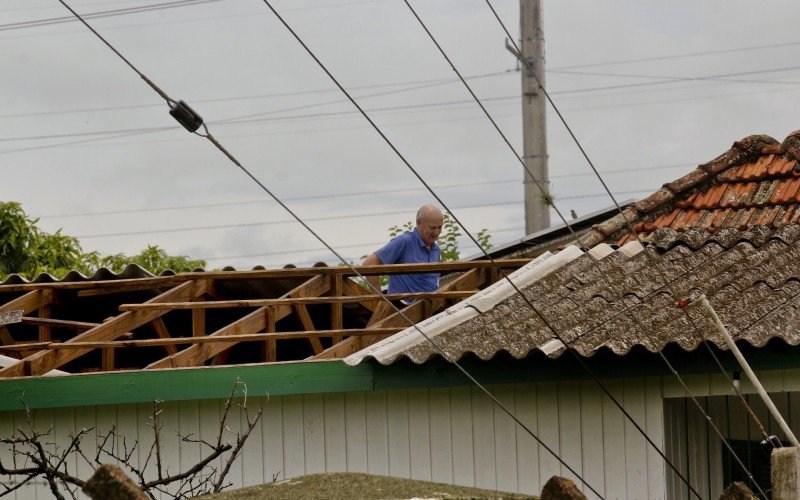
[
  {"xmin": 578, "ymin": 131, "xmax": 800, "ymax": 248},
  {"xmin": 346, "ymin": 223, "xmax": 800, "ymax": 366}
]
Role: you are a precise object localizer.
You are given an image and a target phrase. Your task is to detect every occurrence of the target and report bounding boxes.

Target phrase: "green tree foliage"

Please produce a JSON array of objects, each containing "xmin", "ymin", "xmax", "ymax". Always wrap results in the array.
[{"xmin": 0, "ymin": 202, "xmax": 205, "ymax": 280}]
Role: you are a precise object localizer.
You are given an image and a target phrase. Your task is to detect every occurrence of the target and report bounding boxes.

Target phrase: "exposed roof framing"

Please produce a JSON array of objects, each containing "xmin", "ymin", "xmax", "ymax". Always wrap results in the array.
[{"xmin": 0, "ymin": 260, "xmax": 529, "ymax": 378}]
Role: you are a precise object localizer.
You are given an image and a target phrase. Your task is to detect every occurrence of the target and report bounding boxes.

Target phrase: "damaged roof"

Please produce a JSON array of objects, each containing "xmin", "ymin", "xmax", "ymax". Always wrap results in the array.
[{"xmin": 347, "ymin": 131, "xmax": 800, "ymax": 366}]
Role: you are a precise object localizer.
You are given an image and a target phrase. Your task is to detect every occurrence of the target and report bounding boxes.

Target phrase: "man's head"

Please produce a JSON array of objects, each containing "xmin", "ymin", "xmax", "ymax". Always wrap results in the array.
[{"xmin": 416, "ymin": 204, "xmax": 443, "ymax": 248}]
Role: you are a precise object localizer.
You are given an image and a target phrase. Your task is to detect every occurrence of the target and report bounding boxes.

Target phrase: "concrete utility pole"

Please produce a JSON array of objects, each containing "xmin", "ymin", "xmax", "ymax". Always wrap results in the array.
[{"xmin": 519, "ymin": 0, "xmax": 549, "ymax": 233}]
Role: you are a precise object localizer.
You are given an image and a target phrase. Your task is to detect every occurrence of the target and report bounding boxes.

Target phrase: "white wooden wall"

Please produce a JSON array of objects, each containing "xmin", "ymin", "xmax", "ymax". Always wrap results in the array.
[
  {"xmin": 661, "ymin": 367, "xmax": 800, "ymax": 499},
  {"xmin": 0, "ymin": 378, "xmax": 666, "ymax": 500}
]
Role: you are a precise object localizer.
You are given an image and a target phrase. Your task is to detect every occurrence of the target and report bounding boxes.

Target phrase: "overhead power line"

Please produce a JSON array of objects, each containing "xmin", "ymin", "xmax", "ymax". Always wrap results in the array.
[
  {"xmin": 0, "ymin": 0, "xmax": 225, "ymax": 32},
  {"xmin": 0, "ymin": 69, "xmax": 511, "ymax": 121},
  {"xmin": 482, "ymin": 3, "xmax": 768, "ymax": 496},
  {"xmin": 41, "ymin": 165, "xmax": 689, "ymax": 219},
  {"xmin": 202, "ymin": 225, "xmax": 525, "ymax": 263},
  {"xmin": 52, "ymin": 1, "xmax": 603, "ymax": 491}
]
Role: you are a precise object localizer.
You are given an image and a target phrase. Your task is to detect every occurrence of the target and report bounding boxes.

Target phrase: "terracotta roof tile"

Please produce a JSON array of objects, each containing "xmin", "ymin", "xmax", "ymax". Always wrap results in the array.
[{"xmin": 602, "ymin": 132, "xmax": 800, "ymax": 246}]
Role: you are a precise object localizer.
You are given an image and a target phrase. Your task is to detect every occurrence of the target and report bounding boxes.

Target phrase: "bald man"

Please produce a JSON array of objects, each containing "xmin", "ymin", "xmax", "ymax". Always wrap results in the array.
[{"xmin": 363, "ymin": 205, "xmax": 443, "ymax": 297}]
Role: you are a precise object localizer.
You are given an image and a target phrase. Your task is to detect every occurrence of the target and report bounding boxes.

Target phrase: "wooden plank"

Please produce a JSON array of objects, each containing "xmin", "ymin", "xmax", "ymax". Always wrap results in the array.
[
  {"xmin": 623, "ymin": 378, "xmax": 648, "ymax": 500},
  {"xmin": 192, "ymin": 308, "xmax": 205, "ymax": 337},
  {"xmin": 450, "ymin": 385, "xmax": 475, "ymax": 487},
  {"xmin": 315, "ymin": 268, "xmax": 485, "ymax": 360},
  {"xmin": 0, "ymin": 259, "xmax": 530, "ymax": 292},
  {"xmin": 366, "ymin": 301, "xmax": 395, "ymax": 328},
  {"xmin": 428, "ymin": 387, "xmax": 453, "ymax": 484},
  {"xmin": 407, "ymin": 388, "xmax": 431, "ymax": 481},
  {"xmin": 645, "ymin": 377, "xmax": 666, "ymax": 500},
  {"xmin": 240, "ymin": 396, "xmax": 265, "ymax": 487},
  {"xmin": 283, "ymin": 395, "xmax": 305, "ymax": 478},
  {"xmin": 303, "ymin": 394, "xmax": 326, "ymax": 473},
  {"xmin": 0, "ymin": 289, "xmax": 52, "ymax": 314},
  {"xmin": 579, "ymin": 380, "xmax": 604, "ymax": 500},
  {"xmin": 331, "ymin": 275, "xmax": 343, "ymax": 344},
  {"xmin": 386, "ymin": 390, "xmax": 410, "ymax": 478},
  {"xmin": 365, "ymin": 391, "xmax": 390, "ymax": 476},
  {"xmin": 37, "ymin": 304, "xmax": 51, "ymax": 342},
  {"xmin": 323, "ymin": 393, "xmax": 347, "ymax": 473},
  {"xmin": 146, "ymin": 276, "xmax": 329, "ymax": 369},
  {"xmin": 0, "ymin": 327, "xmax": 404, "ymax": 352},
  {"xmin": 178, "ymin": 399, "xmax": 202, "ymax": 478},
  {"xmin": 118, "ymin": 291, "xmax": 478, "ymax": 311},
  {"xmin": 344, "ymin": 391, "xmax": 368, "ymax": 473},
  {"xmin": 0, "ymin": 280, "xmax": 206, "ymax": 378},
  {"xmin": 262, "ymin": 395, "xmax": 284, "ymax": 482},
  {"xmin": 557, "ymin": 381, "xmax": 582, "ymax": 491},
  {"xmin": 601, "ymin": 379, "xmax": 627, "ymax": 499},
  {"xmin": 150, "ymin": 317, "xmax": 178, "ymax": 355},
  {"xmin": 536, "ymin": 381, "xmax": 561, "ymax": 489},
  {"xmin": 264, "ymin": 307, "xmax": 277, "ymax": 362},
  {"xmin": 493, "ymin": 384, "xmax": 518, "ymax": 493},
  {"xmin": 102, "ymin": 347, "xmax": 115, "ymax": 371},
  {"xmin": 20, "ymin": 317, "xmax": 99, "ymax": 330},
  {"xmin": 293, "ymin": 304, "xmax": 324, "ymax": 355},
  {"xmin": 342, "ymin": 278, "xmax": 374, "ymax": 312}
]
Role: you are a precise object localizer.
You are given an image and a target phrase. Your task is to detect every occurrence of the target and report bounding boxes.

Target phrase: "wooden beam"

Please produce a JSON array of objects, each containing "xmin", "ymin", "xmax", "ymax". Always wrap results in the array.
[
  {"xmin": 150, "ymin": 317, "xmax": 178, "ymax": 356},
  {"xmin": 263, "ymin": 307, "xmax": 276, "ymax": 362},
  {"xmin": 342, "ymin": 278, "xmax": 375, "ymax": 312},
  {"xmin": 146, "ymin": 275, "xmax": 330, "ymax": 369},
  {"xmin": 102, "ymin": 347, "xmax": 114, "ymax": 372},
  {"xmin": 0, "ymin": 259, "xmax": 530, "ymax": 292},
  {"xmin": 192, "ymin": 309, "xmax": 205, "ymax": 337},
  {"xmin": 117, "ymin": 291, "xmax": 478, "ymax": 311},
  {"xmin": 366, "ymin": 301, "xmax": 395, "ymax": 328},
  {"xmin": 314, "ymin": 268, "xmax": 487, "ymax": 360},
  {"xmin": 0, "ymin": 280, "xmax": 207, "ymax": 378},
  {"xmin": 21, "ymin": 317, "xmax": 99, "ymax": 330},
  {"xmin": 38, "ymin": 305, "xmax": 51, "ymax": 343},
  {"xmin": 331, "ymin": 274, "xmax": 343, "ymax": 343},
  {"xmin": 0, "ymin": 289, "xmax": 53, "ymax": 315},
  {"xmin": 0, "ymin": 327, "xmax": 405, "ymax": 351},
  {"xmin": 293, "ymin": 304, "xmax": 323, "ymax": 354},
  {"xmin": 77, "ymin": 282, "xmax": 175, "ymax": 297}
]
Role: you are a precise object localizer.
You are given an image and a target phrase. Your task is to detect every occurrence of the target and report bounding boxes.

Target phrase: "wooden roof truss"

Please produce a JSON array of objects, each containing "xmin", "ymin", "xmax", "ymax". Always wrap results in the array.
[{"xmin": 0, "ymin": 260, "xmax": 528, "ymax": 377}]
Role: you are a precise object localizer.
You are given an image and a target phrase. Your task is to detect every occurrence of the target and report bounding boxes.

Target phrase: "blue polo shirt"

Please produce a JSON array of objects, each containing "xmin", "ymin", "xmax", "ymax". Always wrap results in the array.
[{"xmin": 375, "ymin": 228, "xmax": 440, "ymax": 294}]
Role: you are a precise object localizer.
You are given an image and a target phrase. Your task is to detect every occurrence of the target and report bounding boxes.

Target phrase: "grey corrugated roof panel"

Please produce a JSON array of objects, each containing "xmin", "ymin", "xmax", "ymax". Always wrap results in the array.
[{"xmin": 346, "ymin": 224, "xmax": 800, "ymax": 366}]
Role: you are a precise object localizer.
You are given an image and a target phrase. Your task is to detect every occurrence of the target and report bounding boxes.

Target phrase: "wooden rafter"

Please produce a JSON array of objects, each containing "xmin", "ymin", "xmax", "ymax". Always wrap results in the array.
[
  {"xmin": 150, "ymin": 317, "xmax": 178, "ymax": 356},
  {"xmin": 314, "ymin": 268, "xmax": 488, "ymax": 360},
  {"xmin": 146, "ymin": 275, "xmax": 330, "ymax": 369},
  {"xmin": 117, "ymin": 291, "xmax": 478, "ymax": 311},
  {"xmin": 0, "ymin": 327, "xmax": 405, "ymax": 351},
  {"xmin": 0, "ymin": 280, "xmax": 207, "ymax": 378}
]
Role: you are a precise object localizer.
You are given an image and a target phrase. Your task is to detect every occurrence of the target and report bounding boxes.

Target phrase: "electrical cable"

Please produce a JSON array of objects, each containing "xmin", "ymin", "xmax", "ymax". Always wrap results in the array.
[
  {"xmin": 0, "ymin": 0, "xmax": 225, "ymax": 32},
  {"xmin": 54, "ymin": 1, "xmax": 602, "ymax": 495},
  {"xmin": 259, "ymin": 0, "xmax": 703, "ymax": 495},
  {"xmin": 484, "ymin": 1, "xmax": 772, "ymax": 495},
  {"xmin": 396, "ymin": 1, "xmax": 714, "ymax": 496}
]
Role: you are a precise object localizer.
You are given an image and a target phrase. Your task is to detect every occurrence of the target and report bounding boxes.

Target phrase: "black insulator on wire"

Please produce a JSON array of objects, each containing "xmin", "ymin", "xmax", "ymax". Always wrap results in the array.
[{"xmin": 169, "ymin": 100, "xmax": 204, "ymax": 133}]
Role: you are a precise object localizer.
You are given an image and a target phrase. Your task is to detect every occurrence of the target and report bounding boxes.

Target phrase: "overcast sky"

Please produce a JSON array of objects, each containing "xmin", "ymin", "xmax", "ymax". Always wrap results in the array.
[{"xmin": 2, "ymin": 0, "xmax": 800, "ymax": 270}]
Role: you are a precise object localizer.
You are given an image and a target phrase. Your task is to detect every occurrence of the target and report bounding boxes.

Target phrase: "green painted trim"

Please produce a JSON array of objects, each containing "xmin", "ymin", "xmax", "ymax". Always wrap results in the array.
[
  {"xmin": 0, "ymin": 361, "xmax": 373, "ymax": 411},
  {"xmin": 2, "ymin": 340, "xmax": 800, "ymax": 412}
]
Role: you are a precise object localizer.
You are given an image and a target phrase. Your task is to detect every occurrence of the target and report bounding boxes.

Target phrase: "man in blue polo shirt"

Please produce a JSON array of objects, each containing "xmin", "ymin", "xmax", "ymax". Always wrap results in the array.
[{"xmin": 363, "ymin": 204, "xmax": 443, "ymax": 297}]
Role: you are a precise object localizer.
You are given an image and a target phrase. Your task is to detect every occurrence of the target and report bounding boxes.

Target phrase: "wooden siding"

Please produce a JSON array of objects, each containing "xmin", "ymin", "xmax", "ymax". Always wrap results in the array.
[
  {"xmin": 0, "ymin": 379, "xmax": 666, "ymax": 499},
  {"xmin": 664, "ymin": 369, "xmax": 800, "ymax": 499}
]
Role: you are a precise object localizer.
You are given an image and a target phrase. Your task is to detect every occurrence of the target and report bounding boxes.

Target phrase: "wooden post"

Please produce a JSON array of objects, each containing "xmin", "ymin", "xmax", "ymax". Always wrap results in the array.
[
  {"xmin": 192, "ymin": 309, "xmax": 205, "ymax": 337},
  {"xmin": 331, "ymin": 275, "xmax": 343, "ymax": 343},
  {"xmin": 38, "ymin": 305, "xmax": 51, "ymax": 343},
  {"xmin": 264, "ymin": 307, "xmax": 276, "ymax": 362}
]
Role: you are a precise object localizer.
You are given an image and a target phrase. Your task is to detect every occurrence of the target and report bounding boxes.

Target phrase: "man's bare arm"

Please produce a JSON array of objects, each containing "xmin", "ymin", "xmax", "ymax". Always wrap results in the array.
[{"xmin": 362, "ymin": 253, "xmax": 382, "ymax": 292}]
